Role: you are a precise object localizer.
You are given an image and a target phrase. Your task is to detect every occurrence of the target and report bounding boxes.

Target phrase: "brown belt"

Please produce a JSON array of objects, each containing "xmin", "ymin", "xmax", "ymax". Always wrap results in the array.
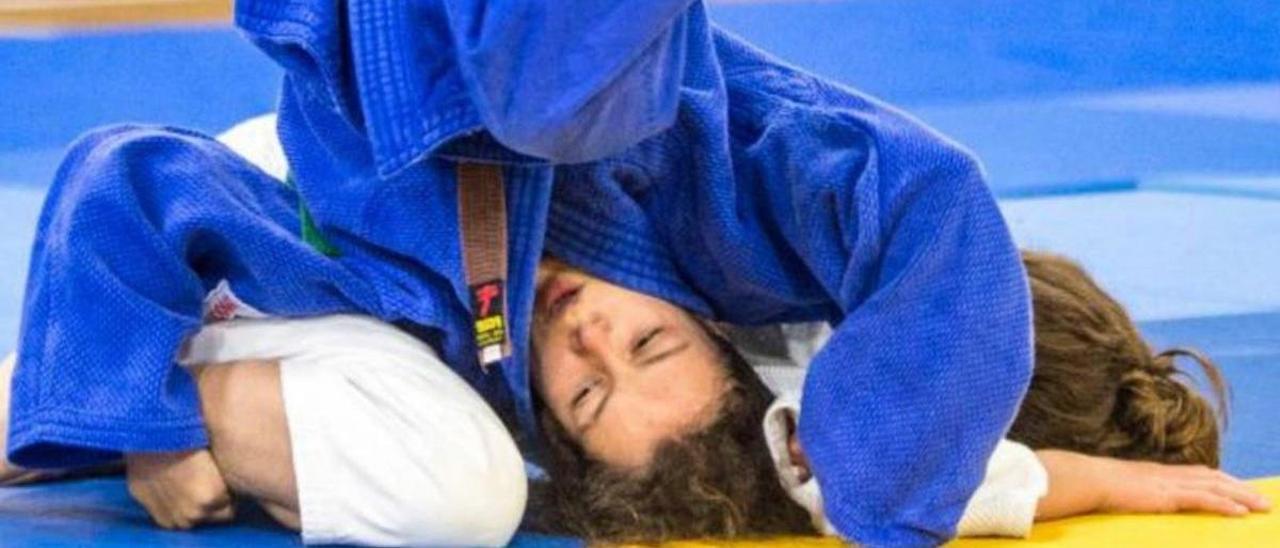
[{"xmin": 456, "ymin": 163, "xmax": 510, "ymax": 370}]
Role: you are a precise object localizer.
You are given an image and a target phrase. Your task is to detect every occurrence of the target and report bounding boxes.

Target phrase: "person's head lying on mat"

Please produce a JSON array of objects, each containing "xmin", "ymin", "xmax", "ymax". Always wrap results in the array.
[
  {"xmin": 526, "ymin": 251, "xmax": 1271, "ymax": 542},
  {"xmin": 5, "ymin": 250, "xmax": 1266, "ymax": 544}
]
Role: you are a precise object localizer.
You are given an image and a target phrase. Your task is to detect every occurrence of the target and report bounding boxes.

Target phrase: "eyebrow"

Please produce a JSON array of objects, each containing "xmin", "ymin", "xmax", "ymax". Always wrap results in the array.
[
  {"xmin": 638, "ymin": 340, "xmax": 690, "ymax": 368},
  {"xmin": 583, "ymin": 389, "xmax": 612, "ymax": 436},
  {"xmin": 582, "ymin": 341, "xmax": 692, "ymax": 435}
]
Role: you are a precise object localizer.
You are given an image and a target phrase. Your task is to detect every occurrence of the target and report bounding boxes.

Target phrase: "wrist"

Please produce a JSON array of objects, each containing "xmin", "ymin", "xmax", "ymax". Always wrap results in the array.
[
  {"xmin": 1072, "ymin": 452, "xmax": 1113, "ymax": 513},
  {"xmin": 1033, "ymin": 449, "xmax": 1109, "ymax": 520},
  {"xmin": 125, "ymin": 449, "xmax": 206, "ymax": 473}
]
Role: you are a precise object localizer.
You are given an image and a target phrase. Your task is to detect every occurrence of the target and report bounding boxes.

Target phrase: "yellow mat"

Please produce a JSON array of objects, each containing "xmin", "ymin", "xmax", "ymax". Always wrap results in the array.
[{"xmin": 658, "ymin": 477, "xmax": 1279, "ymax": 547}]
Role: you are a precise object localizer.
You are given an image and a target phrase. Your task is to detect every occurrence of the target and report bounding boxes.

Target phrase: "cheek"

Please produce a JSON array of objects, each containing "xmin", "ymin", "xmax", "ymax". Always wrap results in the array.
[
  {"xmin": 583, "ymin": 406, "xmax": 654, "ymax": 469},
  {"xmin": 534, "ymin": 341, "xmax": 574, "ymax": 402},
  {"xmin": 642, "ymin": 358, "xmax": 727, "ymax": 425}
]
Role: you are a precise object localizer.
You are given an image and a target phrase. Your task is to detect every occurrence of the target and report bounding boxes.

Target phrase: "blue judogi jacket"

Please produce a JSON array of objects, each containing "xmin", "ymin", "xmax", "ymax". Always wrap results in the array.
[{"xmin": 9, "ymin": 1, "xmax": 1031, "ymax": 544}]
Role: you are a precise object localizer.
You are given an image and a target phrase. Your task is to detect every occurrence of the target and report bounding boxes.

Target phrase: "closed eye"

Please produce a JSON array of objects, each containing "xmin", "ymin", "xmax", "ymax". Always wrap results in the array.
[
  {"xmin": 576, "ymin": 379, "xmax": 610, "ymax": 434},
  {"xmin": 633, "ymin": 327, "xmax": 662, "ymax": 354},
  {"xmin": 571, "ymin": 378, "xmax": 599, "ymax": 409}
]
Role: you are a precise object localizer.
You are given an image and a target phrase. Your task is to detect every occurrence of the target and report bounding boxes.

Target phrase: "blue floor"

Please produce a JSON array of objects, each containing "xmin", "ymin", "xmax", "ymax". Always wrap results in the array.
[
  {"xmin": 0, "ymin": 0, "xmax": 1277, "ymax": 545},
  {"xmin": 1000, "ymin": 187, "xmax": 1280, "ymax": 478},
  {"xmin": 0, "ymin": 478, "xmax": 580, "ymax": 548},
  {"xmin": 1143, "ymin": 313, "xmax": 1280, "ymax": 480},
  {"xmin": 1000, "ymin": 189, "xmax": 1280, "ymax": 322}
]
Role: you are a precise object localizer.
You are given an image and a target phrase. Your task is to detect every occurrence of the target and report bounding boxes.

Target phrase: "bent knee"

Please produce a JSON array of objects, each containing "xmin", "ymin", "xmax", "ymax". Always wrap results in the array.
[
  {"xmin": 266, "ymin": 316, "xmax": 528, "ymax": 546},
  {"xmin": 360, "ymin": 407, "xmax": 528, "ymax": 547}
]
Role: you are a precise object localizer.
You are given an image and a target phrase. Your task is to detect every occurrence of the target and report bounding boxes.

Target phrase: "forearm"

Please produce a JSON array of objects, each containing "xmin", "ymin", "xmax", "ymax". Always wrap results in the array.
[
  {"xmin": 194, "ymin": 360, "xmax": 300, "ymax": 529},
  {"xmin": 797, "ymin": 179, "xmax": 1032, "ymax": 543},
  {"xmin": 1032, "ymin": 449, "xmax": 1270, "ymax": 521},
  {"xmin": 1033, "ymin": 450, "xmax": 1106, "ymax": 521}
]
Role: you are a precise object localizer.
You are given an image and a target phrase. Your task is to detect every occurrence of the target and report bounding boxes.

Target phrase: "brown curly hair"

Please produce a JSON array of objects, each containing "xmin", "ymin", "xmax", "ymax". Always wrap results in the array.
[
  {"xmin": 529, "ymin": 327, "xmax": 816, "ymax": 542},
  {"xmin": 531, "ymin": 251, "xmax": 1229, "ymax": 542},
  {"xmin": 1008, "ymin": 250, "xmax": 1228, "ymax": 466}
]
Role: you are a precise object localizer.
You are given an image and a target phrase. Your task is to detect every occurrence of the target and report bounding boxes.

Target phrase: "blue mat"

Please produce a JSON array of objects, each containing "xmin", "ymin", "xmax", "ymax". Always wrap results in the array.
[
  {"xmin": 912, "ymin": 90, "xmax": 1280, "ymax": 195},
  {"xmin": 0, "ymin": 27, "xmax": 281, "ymax": 153},
  {"xmin": 1143, "ymin": 313, "xmax": 1280, "ymax": 480},
  {"xmin": 3, "ymin": 1, "xmax": 1279, "ymax": 192},
  {"xmin": 0, "ymin": 186, "xmax": 44, "ymax": 356},
  {"xmin": 0, "ymin": 478, "xmax": 580, "ymax": 548},
  {"xmin": 707, "ymin": 0, "xmax": 1280, "ymax": 105},
  {"xmin": 1001, "ymin": 189, "xmax": 1280, "ymax": 321}
]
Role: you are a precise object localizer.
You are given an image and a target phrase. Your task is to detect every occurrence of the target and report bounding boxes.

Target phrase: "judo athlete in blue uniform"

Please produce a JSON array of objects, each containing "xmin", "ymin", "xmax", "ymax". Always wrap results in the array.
[{"xmin": 8, "ymin": 1, "xmax": 1031, "ymax": 545}]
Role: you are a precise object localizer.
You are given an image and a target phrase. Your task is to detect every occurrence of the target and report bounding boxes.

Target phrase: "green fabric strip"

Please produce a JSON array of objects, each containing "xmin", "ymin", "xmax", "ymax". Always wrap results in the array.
[{"xmin": 285, "ymin": 174, "xmax": 341, "ymax": 257}]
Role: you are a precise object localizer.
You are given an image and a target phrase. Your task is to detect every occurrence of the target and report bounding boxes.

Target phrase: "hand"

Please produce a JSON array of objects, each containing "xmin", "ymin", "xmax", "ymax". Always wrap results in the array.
[
  {"xmin": 125, "ymin": 449, "xmax": 235, "ymax": 529},
  {"xmin": 1035, "ymin": 449, "xmax": 1272, "ymax": 520},
  {"xmin": 1097, "ymin": 458, "xmax": 1272, "ymax": 517}
]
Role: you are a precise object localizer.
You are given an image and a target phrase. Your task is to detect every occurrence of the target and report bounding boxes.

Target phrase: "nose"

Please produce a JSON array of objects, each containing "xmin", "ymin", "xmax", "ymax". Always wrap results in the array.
[{"xmin": 573, "ymin": 312, "xmax": 612, "ymax": 357}]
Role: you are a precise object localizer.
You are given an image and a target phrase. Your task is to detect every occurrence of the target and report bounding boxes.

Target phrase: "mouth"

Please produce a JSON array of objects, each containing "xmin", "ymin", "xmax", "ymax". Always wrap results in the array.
[{"xmin": 537, "ymin": 274, "xmax": 583, "ymax": 322}]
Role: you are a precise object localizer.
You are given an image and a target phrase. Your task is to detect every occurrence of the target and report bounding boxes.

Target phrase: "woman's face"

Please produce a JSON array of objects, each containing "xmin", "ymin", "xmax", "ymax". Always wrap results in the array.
[{"xmin": 532, "ymin": 259, "xmax": 728, "ymax": 470}]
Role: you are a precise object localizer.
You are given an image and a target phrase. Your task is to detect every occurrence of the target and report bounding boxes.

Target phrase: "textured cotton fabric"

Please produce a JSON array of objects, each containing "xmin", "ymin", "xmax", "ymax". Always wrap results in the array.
[
  {"xmin": 180, "ymin": 316, "xmax": 525, "ymax": 547},
  {"xmin": 10, "ymin": 1, "xmax": 1031, "ymax": 544},
  {"xmin": 762, "ymin": 394, "xmax": 1048, "ymax": 539},
  {"xmin": 543, "ymin": 32, "xmax": 1033, "ymax": 544}
]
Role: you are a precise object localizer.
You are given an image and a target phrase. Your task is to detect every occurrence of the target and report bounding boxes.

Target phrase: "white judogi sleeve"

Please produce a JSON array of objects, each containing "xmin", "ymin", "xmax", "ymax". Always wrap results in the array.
[
  {"xmin": 762, "ymin": 393, "xmax": 1048, "ymax": 539},
  {"xmin": 738, "ymin": 322, "xmax": 1048, "ymax": 538},
  {"xmin": 953, "ymin": 438, "xmax": 1048, "ymax": 537},
  {"xmin": 181, "ymin": 315, "xmax": 526, "ymax": 547}
]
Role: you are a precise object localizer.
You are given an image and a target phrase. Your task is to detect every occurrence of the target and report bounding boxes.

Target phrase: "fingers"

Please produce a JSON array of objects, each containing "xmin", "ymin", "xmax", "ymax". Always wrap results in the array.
[
  {"xmin": 140, "ymin": 498, "xmax": 236, "ymax": 530},
  {"xmin": 125, "ymin": 449, "xmax": 238, "ymax": 530},
  {"xmin": 203, "ymin": 500, "xmax": 237, "ymax": 524},
  {"xmin": 1099, "ymin": 458, "xmax": 1274, "ymax": 518},
  {"xmin": 1166, "ymin": 467, "xmax": 1271, "ymax": 516},
  {"xmin": 132, "ymin": 491, "xmax": 179, "ymax": 529},
  {"xmin": 1191, "ymin": 477, "xmax": 1272, "ymax": 513},
  {"xmin": 160, "ymin": 491, "xmax": 237, "ymax": 529},
  {"xmin": 127, "ymin": 474, "xmax": 237, "ymax": 529},
  {"xmin": 1211, "ymin": 469, "xmax": 1273, "ymax": 512},
  {"xmin": 1172, "ymin": 488, "xmax": 1250, "ymax": 516},
  {"xmin": 197, "ymin": 488, "xmax": 237, "ymax": 524}
]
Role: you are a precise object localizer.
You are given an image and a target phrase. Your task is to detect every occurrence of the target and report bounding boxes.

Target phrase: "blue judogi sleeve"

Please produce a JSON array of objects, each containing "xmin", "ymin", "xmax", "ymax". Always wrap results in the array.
[
  {"xmin": 547, "ymin": 31, "xmax": 1033, "ymax": 545},
  {"xmin": 8, "ymin": 125, "xmax": 376, "ymax": 468}
]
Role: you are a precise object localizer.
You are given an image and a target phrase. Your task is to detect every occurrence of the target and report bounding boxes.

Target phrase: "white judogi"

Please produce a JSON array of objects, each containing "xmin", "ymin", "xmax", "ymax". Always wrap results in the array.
[
  {"xmin": 738, "ymin": 324, "xmax": 1049, "ymax": 539},
  {"xmin": 212, "ymin": 116, "xmax": 525, "ymax": 546},
  {"xmin": 180, "ymin": 316, "xmax": 527, "ymax": 547}
]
